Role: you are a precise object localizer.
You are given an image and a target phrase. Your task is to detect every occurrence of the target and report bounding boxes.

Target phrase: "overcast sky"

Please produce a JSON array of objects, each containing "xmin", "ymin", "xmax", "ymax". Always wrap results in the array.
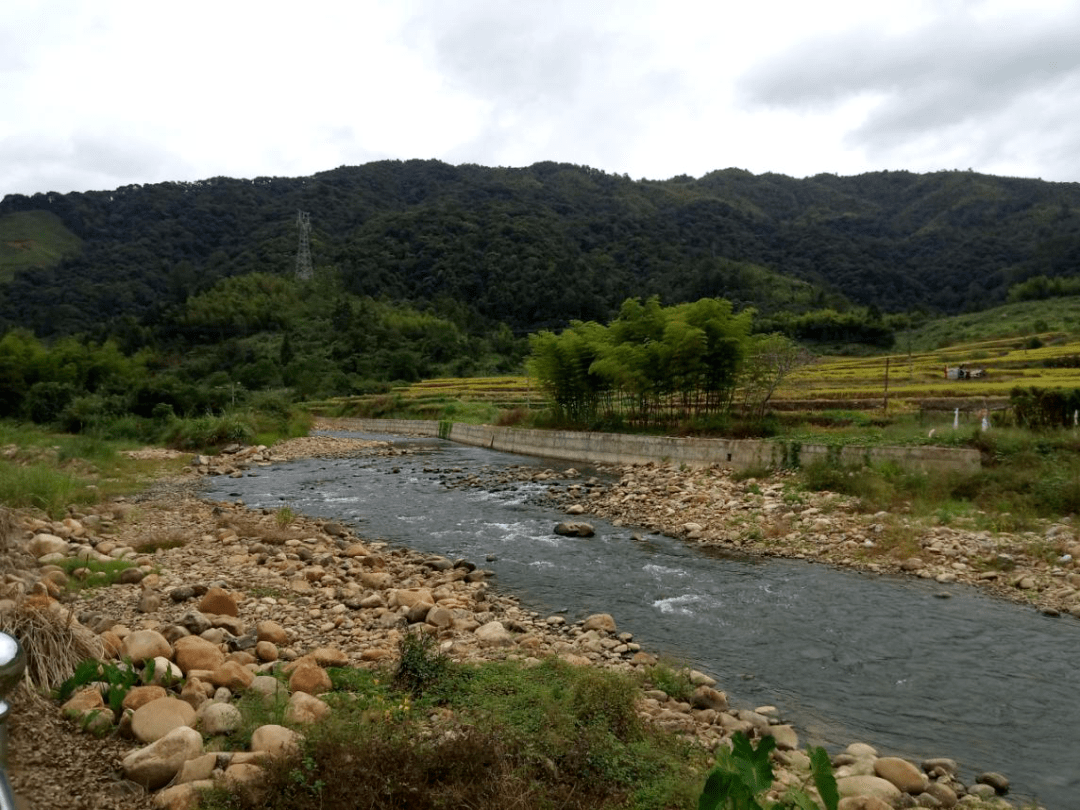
[{"xmin": 4, "ymin": 0, "xmax": 1080, "ymax": 196}]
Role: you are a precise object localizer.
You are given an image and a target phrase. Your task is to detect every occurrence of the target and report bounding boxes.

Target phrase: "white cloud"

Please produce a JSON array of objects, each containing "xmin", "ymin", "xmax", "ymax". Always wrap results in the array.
[{"xmin": 2, "ymin": 0, "xmax": 1080, "ymax": 195}]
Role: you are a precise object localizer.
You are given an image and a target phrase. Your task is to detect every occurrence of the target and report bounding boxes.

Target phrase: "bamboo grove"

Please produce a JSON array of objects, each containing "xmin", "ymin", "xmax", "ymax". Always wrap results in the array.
[{"xmin": 526, "ymin": 296, "xmax": 758, "ymax": 425}]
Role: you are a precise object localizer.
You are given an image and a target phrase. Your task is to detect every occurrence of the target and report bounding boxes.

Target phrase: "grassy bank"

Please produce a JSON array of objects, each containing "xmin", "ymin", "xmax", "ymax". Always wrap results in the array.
[
  {"xmin": 193, "ymin": 639, "xmax": 709, "ymax": 810},
  {"xmin": 0, "ymin": 406, "xmax": 311, "ymax": 517}
]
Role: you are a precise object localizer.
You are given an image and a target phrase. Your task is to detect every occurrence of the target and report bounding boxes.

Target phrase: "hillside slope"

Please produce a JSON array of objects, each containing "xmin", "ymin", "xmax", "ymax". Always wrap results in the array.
[{"xmin": 2, "ymin": 161, "xmax": 1079, "ymax": 336}]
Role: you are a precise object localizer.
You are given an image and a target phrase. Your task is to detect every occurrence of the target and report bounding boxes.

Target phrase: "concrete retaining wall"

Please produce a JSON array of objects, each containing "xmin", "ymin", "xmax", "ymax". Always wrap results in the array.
[
  {"xmin": 327, "ymin": 418, "xmax": 980, "ymax": 474},
  {"xmin": 321, "ymin": 417, "xmax": 441, "ymax": 437}
]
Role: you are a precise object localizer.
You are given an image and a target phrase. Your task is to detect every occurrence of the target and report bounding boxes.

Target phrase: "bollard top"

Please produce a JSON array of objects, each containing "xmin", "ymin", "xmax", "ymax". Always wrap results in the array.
[{"xmin": 0, "ymin": 633, "xmax": 25, "ymax": 699}]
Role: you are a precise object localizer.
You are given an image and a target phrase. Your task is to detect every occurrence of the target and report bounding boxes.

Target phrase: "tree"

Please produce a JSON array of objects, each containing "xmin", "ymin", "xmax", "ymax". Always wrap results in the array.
[{"xmin": 739, "ymin": 333, "xmax": 814, "ymax": 417}]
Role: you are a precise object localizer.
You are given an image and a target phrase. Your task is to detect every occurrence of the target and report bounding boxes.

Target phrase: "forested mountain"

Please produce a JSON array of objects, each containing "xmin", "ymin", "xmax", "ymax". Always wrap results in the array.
[{"xmin": 3, "ymin": 160, "xmax": 1079, "ymax": 341}]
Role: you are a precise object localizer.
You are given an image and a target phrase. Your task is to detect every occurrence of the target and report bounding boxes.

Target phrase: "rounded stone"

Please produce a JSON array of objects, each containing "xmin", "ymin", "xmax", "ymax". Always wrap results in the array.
[
  {"xmin": 122, "ymin": 726, "xmax": 204, "ymax": 790},
  {"xmin": 256, "ymin": 620, "xmax": 288, "ymax": 645},
  {"xmin": 199, "ymin": 701, "xmax": 243, "ymax": 735},
  {"xmin": 120, "ymin": 629, "xmax": 172, "ymax": 663},
  {"xmin": 836, "ymin": 775, "xmax": 902, "ymax": 804},
  {"xmin": 874, "ymin": 756, "xmax": 928, "ymax": 794},
  {"xmin": 173, "ymin": 635, "xmax": 226, "ymax": 674},
  {"xmin": 250, "ymin": 724, "xmax": 301, "ymax": 759},
  {"xmin": 131, "ymin": 696, "xmax": 197, "ymax": 743},
  {"xmin": 288, "ymin": 663, "xmax": 332, "ymax": 695}
]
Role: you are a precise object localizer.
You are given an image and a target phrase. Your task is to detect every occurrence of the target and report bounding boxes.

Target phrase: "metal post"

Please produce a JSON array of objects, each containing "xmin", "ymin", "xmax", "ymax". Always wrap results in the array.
[{"xmin": 0, "ymin": 633, "xmax": 26, "ymax": 810}]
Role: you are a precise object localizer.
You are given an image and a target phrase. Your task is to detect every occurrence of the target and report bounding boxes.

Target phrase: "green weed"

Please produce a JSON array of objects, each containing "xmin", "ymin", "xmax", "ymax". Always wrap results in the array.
[
  {"xmin": 699, "ymin": 731, "xmax": 838, "ymax": 810},
  {"xmin": 54, "ymin": 557, "xmax": 138, "ymax": 590}
]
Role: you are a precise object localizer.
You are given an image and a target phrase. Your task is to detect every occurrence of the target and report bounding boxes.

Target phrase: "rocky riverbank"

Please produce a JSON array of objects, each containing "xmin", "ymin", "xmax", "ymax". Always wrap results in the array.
[
  {"xmin": 539, "ymin": 462, "xmax": 1080, "ymax": 618},
  {"xmin": 0, "ymin": 435, "xmax": 1048, "ymax": 809}
]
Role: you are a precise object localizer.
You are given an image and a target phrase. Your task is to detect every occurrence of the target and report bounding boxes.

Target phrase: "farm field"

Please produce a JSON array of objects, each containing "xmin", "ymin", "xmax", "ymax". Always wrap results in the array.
[
  {"xmin": 779, "ymin": 333, "xmax": 1080, "ymax": 403},
  {"xmin": 384, "ymin": 334, "xmax": 1080, "ymax": 411}
]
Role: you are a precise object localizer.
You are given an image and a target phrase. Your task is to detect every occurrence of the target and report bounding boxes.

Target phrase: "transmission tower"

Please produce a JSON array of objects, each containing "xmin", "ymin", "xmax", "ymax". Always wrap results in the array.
[{"xmin": 295, "ymin": 210, "xmax": 313, "ymax": 281}]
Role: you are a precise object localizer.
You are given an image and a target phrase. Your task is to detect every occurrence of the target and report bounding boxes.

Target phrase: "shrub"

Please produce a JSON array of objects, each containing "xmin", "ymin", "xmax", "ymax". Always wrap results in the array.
[{"xmin": 391, "ymin": 631, "xmax": 451, "ymax": 698}]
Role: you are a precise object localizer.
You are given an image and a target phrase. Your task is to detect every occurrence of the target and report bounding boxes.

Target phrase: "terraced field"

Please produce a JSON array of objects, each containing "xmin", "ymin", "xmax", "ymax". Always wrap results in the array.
[{"xmin": 780, "ymin": 333, "xmax": 1080, "ymax": 405}]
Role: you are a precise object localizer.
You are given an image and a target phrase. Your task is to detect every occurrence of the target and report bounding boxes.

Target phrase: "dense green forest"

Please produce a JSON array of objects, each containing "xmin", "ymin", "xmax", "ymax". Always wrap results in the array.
[{"xmin": 4, "ymin": 161, "xmax": 1080, "ymax": 341}]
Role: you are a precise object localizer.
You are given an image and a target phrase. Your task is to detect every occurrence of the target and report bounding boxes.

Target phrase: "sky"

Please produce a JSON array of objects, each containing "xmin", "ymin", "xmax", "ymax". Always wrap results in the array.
[{"xmin": 3, "ymin": 0, "xmax": 1080, "ymax": 196}]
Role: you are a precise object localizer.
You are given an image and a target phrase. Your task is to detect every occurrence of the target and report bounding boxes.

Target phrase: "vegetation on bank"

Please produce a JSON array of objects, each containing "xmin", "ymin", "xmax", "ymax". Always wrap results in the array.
[{"xmin": 53, "ymin": 630, "xmax": 844, "ymax": 810}]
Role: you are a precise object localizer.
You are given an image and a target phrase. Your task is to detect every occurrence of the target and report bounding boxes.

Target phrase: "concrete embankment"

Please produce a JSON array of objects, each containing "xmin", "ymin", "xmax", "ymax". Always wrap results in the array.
[{"xmin": 320, "ymin": 418, "xmax": 980, "ymax": 475}]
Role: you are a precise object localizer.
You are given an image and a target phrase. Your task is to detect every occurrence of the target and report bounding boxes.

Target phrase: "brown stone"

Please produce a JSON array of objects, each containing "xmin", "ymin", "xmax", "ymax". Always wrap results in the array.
[
  {"xmin": 284, "ymin": 691, "xmax": 331, "ymax": 725},
  {"xmin": 309, "ymin": 646, "xmax": 349, "ymax": 667},
  {"xmin": 254, "ymin": 641, "xmax": 279, "ymax": 662},
  {"xmin": 208, "ymin": 661, "xmax": 255, "ymax": 691},
  {"xmin": 197, "ymin": 586, "xmax": 239, "ymax": 617},
  {"xmin": 256, "ymin": 620, "xmax": 288, "ymax": 645},
  {"xmin": 122, "ymin": 726, "xmax": 204, "ymax": 790},
  {"xmin": 120, "ymin": 629, "xmax": 172, "ymax": 662},
  {"xmin": 122, "ymin": 685, "xmax": 168, "ymax": 712},
  {"xmin": 288, "ymin": 663, "xmax": 332, "ymax": 695},
  {"xmin": 874, "ymin": 756, "xmax": 928, "ymax": 794},
  {"xmin": 173, "ymin": 635, "xmax": 226, "ymax": 674}
]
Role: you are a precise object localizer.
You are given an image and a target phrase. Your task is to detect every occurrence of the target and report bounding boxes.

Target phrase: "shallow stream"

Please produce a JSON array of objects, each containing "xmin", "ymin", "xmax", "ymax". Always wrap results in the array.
[{"xmin": 202, "ymin": 431, "xmax": 1079, "ymax": 807}]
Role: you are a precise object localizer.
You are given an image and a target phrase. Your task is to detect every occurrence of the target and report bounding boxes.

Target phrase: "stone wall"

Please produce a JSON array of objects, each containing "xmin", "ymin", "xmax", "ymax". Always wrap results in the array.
[{"xmin": 327, "ymin": 419, "xmax": 981, "ymax": 474}]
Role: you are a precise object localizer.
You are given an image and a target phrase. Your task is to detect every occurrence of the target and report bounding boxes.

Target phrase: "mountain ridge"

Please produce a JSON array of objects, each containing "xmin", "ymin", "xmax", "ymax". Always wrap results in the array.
[{"xmin": 1, "ymin": 160, "xmax": 1079, "ymax": 337}]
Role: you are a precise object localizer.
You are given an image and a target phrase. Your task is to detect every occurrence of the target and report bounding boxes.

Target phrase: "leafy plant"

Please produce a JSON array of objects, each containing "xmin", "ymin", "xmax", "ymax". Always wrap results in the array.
[
  {"xmin": 56, "ymin": 657, "xmax": 145, "ymax": 717},
  {"xmin": 698, "ymin": 732, "xmax": 838, "ymax": 810},
  {"xmin": 391, "ymin": 630, "xmax": 451, "ymax": 698}
]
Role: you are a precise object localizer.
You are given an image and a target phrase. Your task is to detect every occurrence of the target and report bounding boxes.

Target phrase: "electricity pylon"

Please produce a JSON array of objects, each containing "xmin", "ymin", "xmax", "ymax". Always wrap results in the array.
[{"xmin": 295, "ymin": 211, "xmax": 313, "ymax": 281}]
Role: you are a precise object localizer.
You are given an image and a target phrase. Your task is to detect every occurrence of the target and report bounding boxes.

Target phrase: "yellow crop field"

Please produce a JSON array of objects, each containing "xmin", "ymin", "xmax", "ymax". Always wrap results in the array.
[
  {"xmin": 397, "ymin": 334, "xmax": 1080, "ymax": 409},
  {"xmin": 782, "ymin": 334, "xmax": 1080, "ymax": 401}
]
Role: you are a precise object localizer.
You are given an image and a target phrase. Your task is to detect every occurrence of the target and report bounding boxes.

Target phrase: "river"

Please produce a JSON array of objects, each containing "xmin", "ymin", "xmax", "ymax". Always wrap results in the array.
[{"xmin": 202, "ymin": 430, "xmax": 1079, "ymax": 808}]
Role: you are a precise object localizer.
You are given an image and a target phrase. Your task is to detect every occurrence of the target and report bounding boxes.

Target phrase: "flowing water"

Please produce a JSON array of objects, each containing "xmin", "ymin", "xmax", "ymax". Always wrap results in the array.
[{"xmin": 202, "ymin": 431, "xmax": 1080, "ymax": 807}]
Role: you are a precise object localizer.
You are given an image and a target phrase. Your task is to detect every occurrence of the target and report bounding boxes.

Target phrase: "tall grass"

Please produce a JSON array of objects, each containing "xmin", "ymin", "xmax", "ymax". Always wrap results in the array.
[{"xmin": 0, "ymin": 462, "xmax": 96, "ymax": 516}]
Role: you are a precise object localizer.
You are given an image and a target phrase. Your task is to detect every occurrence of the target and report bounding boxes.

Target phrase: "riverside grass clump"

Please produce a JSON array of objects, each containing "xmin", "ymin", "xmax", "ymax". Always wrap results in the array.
[
  {"xmin": 203, "ymin": 651, "xmax": 706, "ymax": 810},
  {"xmin": 0, "ymin": 600, "xmax": 104, "ymax": 694}
]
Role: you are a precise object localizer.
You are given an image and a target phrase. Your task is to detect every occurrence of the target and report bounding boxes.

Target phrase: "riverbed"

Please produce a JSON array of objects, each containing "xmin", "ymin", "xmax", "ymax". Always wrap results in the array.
[{"xmin": 203, "ymin": 430, "xmax": 1079, "ymax": 807}]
